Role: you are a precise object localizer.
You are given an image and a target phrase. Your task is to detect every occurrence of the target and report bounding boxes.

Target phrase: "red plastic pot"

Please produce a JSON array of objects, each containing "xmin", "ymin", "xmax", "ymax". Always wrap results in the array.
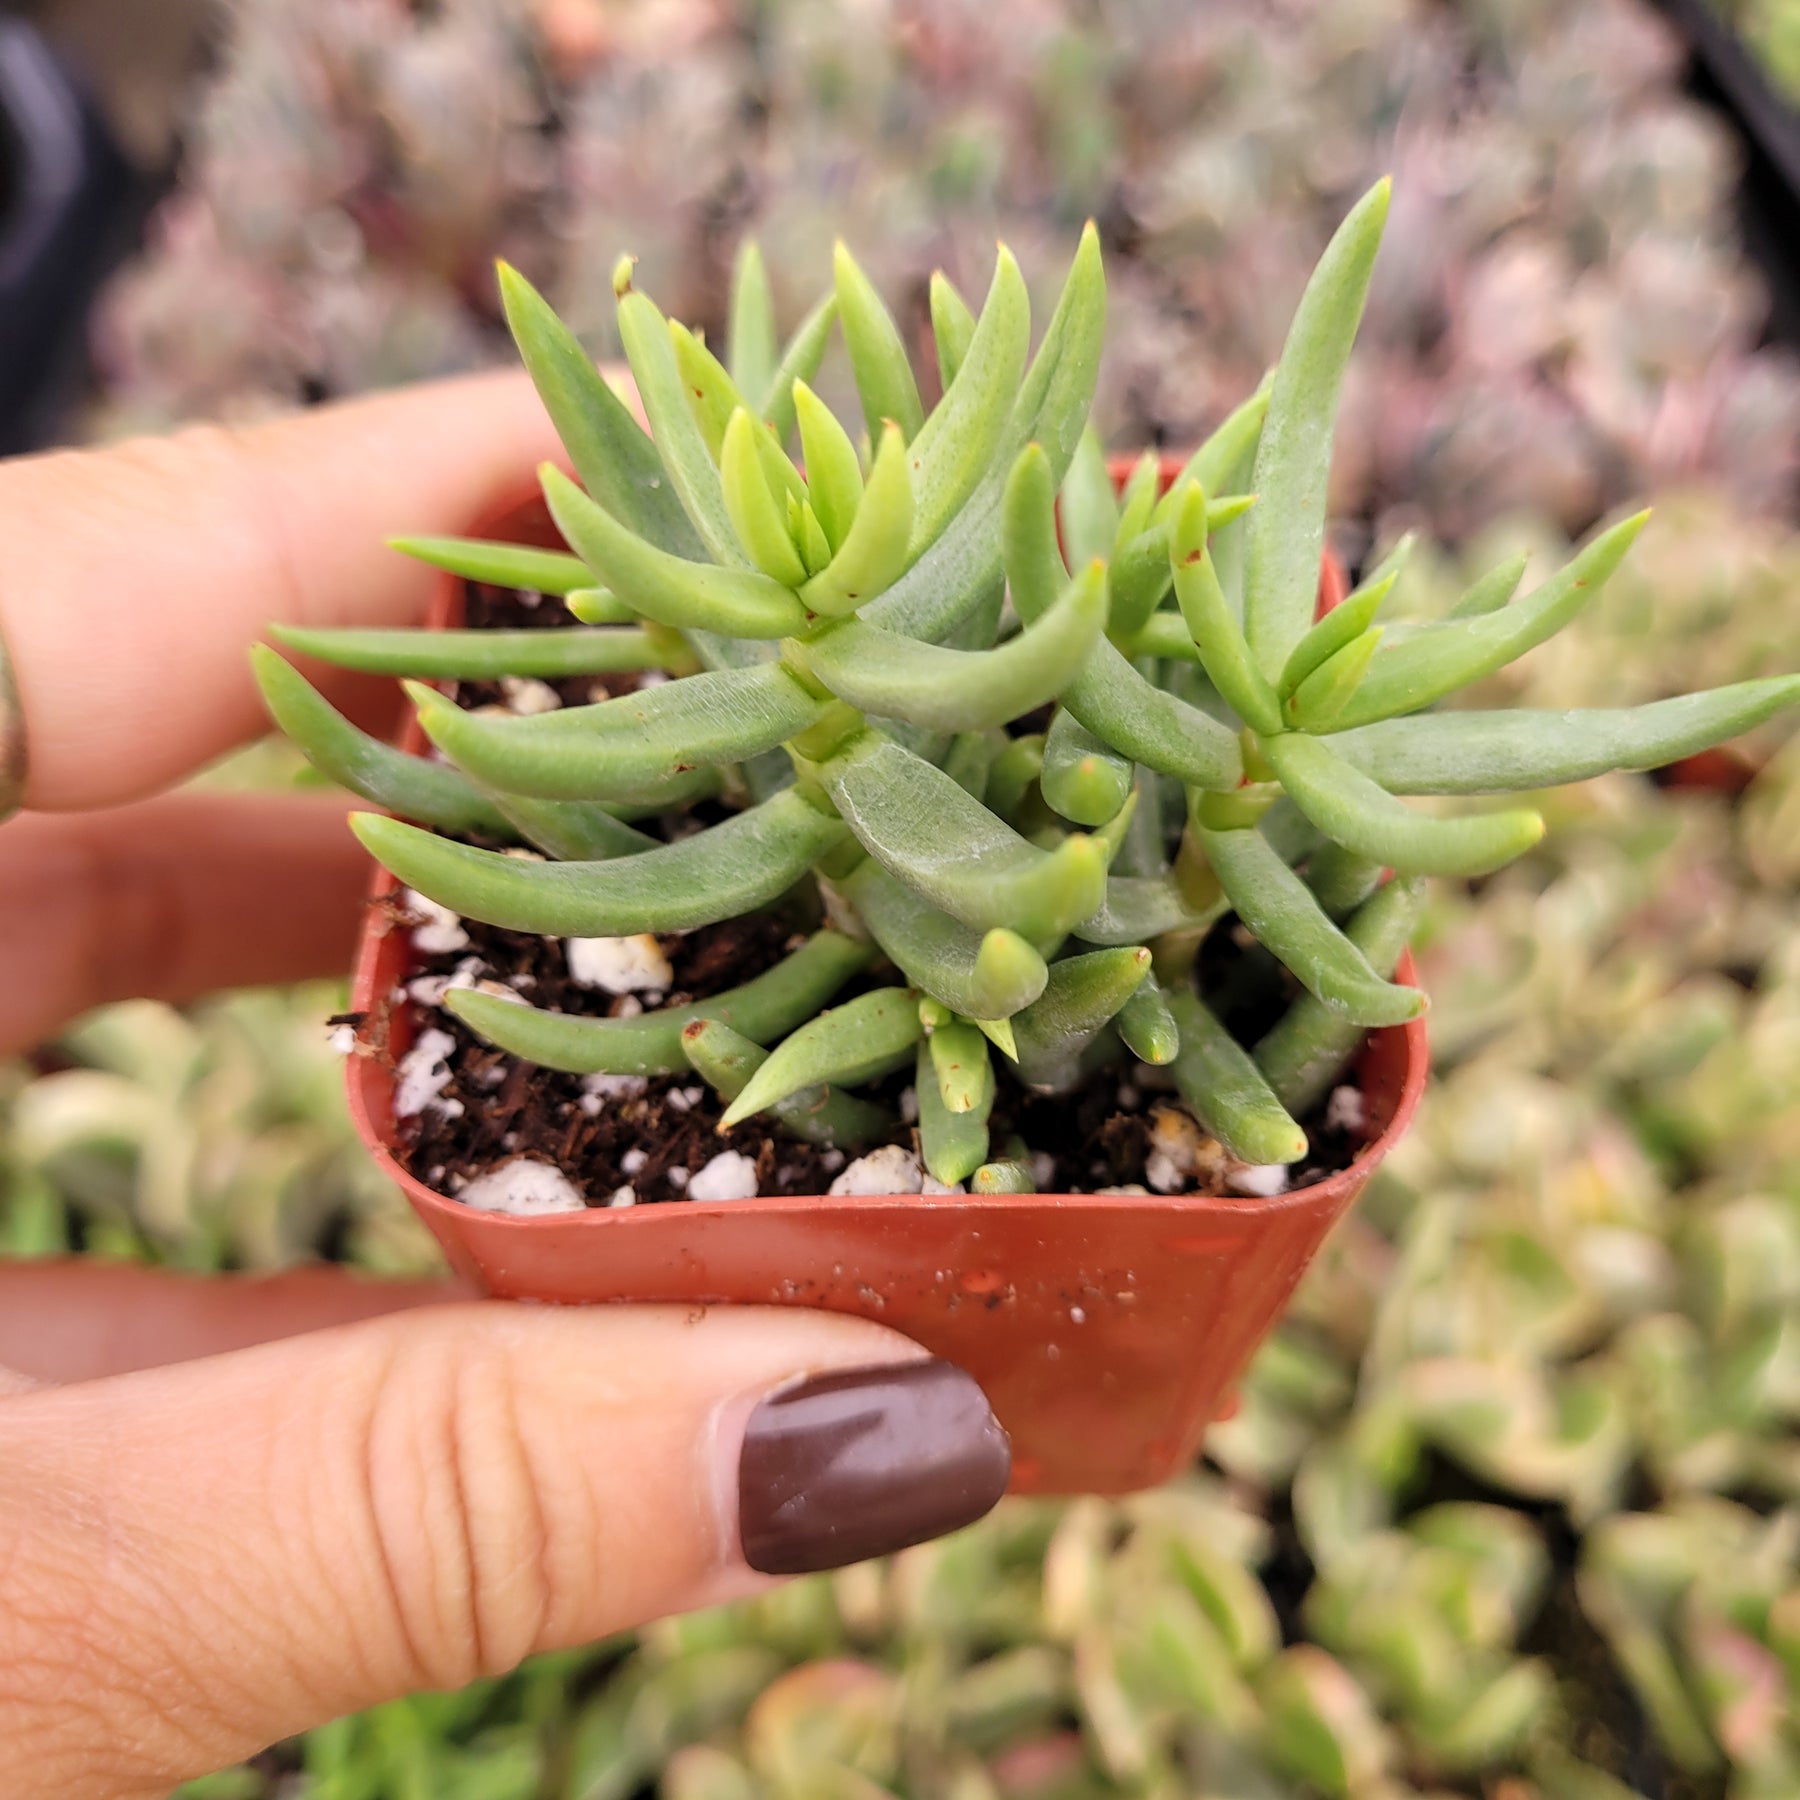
[{"xmin": 344, "ymin": 473, "xmax": 1425, "ymax": 1497}]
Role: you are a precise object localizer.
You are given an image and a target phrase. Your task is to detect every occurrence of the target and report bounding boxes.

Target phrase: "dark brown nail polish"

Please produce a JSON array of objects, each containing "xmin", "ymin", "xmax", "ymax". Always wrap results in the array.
[{"xmin": 738, "ymin": 1359, "xmax": 1011, "ymax": 1575}]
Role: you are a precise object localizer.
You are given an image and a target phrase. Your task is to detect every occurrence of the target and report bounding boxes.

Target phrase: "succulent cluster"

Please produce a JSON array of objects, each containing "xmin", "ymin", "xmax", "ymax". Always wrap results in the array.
[{"xmin": 257, "ymin": 184, "xmax": 1799, "ymax": 1201}]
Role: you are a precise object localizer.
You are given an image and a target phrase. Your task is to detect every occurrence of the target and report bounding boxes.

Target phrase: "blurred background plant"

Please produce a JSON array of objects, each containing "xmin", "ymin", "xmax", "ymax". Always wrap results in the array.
[
  {"xmin": 7, "ymin": 0, "xmax": 1800, "ymax": 1794},
  {"xmin": 1709, "ymin": 0, "xmax": 1800, "ymax": 102},
  {"xmin": 86, "ymin": 0, "xmax": 1800, "ymax": 541}
]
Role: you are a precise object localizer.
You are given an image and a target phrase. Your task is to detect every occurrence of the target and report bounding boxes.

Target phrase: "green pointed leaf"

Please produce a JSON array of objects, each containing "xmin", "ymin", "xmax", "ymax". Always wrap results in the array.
[
  {"xmin": 1059, "ymin": 427, "xmax": 1118, "ymax": 570},
  {"xmin": 864, "ymin": 223, "xmax": 1105, "ymax": 643},
  {"xmin": 1287, "ymin": 627, "xmax": 1384, "ymax": 731},
  {"xmin": 497, "ymin": 262, "xmax": 700, "ymax": 556},
  {"xmin": 681, "ymin": 1017, "xmax": 888, "ymax": 1150},
  {"xmin": 251, "ymin": 646, "xmax": 510, "ymax": 837},
  {"xmin": 799, "ymin": 421, "xmax": 915, "ymax": 615},
  {"xmin": 615, "ymin": 278, "xmax": 744, "ymax": 565},
  {"xmin": 793, "ymin": 559, "xmax": 1106, "ymax": 732},
  {"xmin": 447, "ymin": 930, "xmax": 869, "ymax": 1075},
  {"xmin": 793, "ymin": 379, "xmax": 864, "ymax": 553},
  {"xmin": 841, "ymin": 858, "xmax": 1048, "ymax": 1020},
  {"xmin": 727, "ymin": 240, "xmax": 778, "ymax": 406},
  {"xmin": 1170, "ymin": 481, "xmax": 1283, "ymax": 735},
  {"xmin": 818, "ymin": 730, "xmax": 1106, "ymax": 940},
  {"xmin": 929, "ymin": 270, "xmax": 977, "ymax": 390},
  {"xmin": 1196, "ymin": 813, "xmax": 1425, "ymax": 1026},
  {"xmin": 387, "ymin": 534, "xmax": 594, "ymax": 595},
  {"xmin": 352, "ymin": 788, "xmax": 847, "ymax": 937},
  {"xmin": 833, "ymin": 241, "xmax": 925, "ymax": 442},
  {"xmin": 1331, "ymin": 677, "xmax": 1800, "ymax": 794},
  {"xmin": 1278, "ymin": 573, "xmax": 1394, "ymax": 698},
  {"xmin": 1041, "ymin": 706, "xmax": 1133, "ymax": 826},
  {"xmin": 270, "ymin": 624, "xmax": 672, "ymax": 680},
  {"xmin": 760, "ymin": 294, "xmax": 839, "ymax": 443},
  {"xmin": 1167, "ymin": 989, "xmax": 1308, "ymax": 1166},
  {"xmin": 1254, "ymin": 875, "xmax": 1424, "ymax": 1116},
  {"xmin": 721, "ymin": 987, "xmax": 922, "ymax": 1127},
  {"xmin": 721, "ymin": 407, "xmax": 809, "ymax": 586},
  {"xmin": 1011, "ymin": 947, "xmax": 1151, "ymax": 1087},
  {"xmin": 543, "ymin": 466, "xmax": 806, "ymax": 638},
  {"xmin": 1243, "ymin": 179, "xmax": 1391, "ymax": 678},
  {"xmin": 1327, "ymin": 514, "xmax": 1649, "ymax": 730},
  {"xmin": 905, "ymin": 245, "xmax": 1030, "ymax": 557},
  {"xmin": 916, "ymin": 1039, "xmax": 990, "ymax": 1185},
  {"xmin": 408, "ymin": 661, "xmax": 823, "ymax": 800}
]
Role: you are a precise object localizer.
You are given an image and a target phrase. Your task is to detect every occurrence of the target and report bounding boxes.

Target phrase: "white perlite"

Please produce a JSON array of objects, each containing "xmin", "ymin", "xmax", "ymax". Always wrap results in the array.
[
  {"xmin": 394, "ymin": 1028, "xmax": 458, "ymax": 1118},
  {"xmin": 501, "ymin": 676, "xmax": 562, "ymax": 715},
  {"xmin": 460, "ymin": 1158, "xmax": 585, "ymax": 1216},
  {"xmin": 327, "ymin": 1022, "xmax": 357, "ymax": 1055},
  {"xmin": 1144, "ymin": 1104, "xmax": 1228, "ymax": 1195},
  {"xmin": 921, "ymin": 1175, "xmax": 965, "ymax": 1194},
  {"xmin": 566, "ymin": 934, "xmax": 673, "ymax": 995},
  {"xmin": 619, "ymin": 1146, "xmax": 648, "ymax": 1176},
  {"xmin": 606, "ymin": 1185, "xmax": 638, "ymax": 1209},
  {"xmin": 403, "ymin": 891, "xmax": 468, "ymax": 954},
  {"xmin": 1226, "ymin": 1163, "xmax": 1291, "ymax": 1198},
  {"xmin": 1325, "ymin": 1084, "xmax": 1366, "ymax": 1135},
  {"xmin": 829, "ymin": 1144, "xmax": 923, "ymax": 1196},
  {"xmin": 579, "ymin": 1071, "xmax": 650, "ymax": 1117},
  {"xmin": 408, "ymin": 954, "xmax": 484, "ymax": 1008},
  {"xmin": 687, "ymin": 1151, "xmax": 760, "ymax": 1201}
]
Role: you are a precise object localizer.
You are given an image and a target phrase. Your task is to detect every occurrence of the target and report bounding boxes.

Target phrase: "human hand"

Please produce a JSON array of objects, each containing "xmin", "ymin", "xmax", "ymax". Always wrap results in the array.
[{"xmin": 0, "ymin": 380, "xmax": 1010, "ymax": 1799}]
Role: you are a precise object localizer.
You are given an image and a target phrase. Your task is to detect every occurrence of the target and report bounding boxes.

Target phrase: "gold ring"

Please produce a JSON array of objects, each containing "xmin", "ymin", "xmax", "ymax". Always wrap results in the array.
[{"xmin": 0, "ymin": 613, "xmax": 26, "ymax": 821}]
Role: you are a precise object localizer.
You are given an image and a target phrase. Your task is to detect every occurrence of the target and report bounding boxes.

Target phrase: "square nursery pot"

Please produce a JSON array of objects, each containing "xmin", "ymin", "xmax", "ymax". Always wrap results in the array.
[{"xmin": 343, "ymin": 470, "xmax": 1429, "ymax": 1497}]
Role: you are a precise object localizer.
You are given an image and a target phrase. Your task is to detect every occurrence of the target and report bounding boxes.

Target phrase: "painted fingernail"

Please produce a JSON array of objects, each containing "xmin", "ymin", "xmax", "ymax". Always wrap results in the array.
[{"xmin": 738, "ymin": 1359, "xmax": 1011, "ymax": 1575}]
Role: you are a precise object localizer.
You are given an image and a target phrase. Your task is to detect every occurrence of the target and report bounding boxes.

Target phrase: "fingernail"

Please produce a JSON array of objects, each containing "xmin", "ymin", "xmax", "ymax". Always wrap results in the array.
[{"xmin": 738, "ymin": 1359, "xmax": 1011, "ymax": 1575}]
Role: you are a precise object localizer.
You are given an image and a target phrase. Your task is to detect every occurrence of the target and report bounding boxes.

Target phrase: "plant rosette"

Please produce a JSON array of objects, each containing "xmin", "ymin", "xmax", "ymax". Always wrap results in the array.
[{"xmin": 261, "ymin": 187, "xmax": 1800, "ymax": 1495}]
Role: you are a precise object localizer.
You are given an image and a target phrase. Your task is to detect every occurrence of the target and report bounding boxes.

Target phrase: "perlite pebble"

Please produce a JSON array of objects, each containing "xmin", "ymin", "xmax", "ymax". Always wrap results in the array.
[
  {"xmin": 1326, "ymin": 1084, "xmax": 1366, "ymax": 1135},
  {"xmin": 501, "ymin": 676, "xmax": 562, "ymax": 715},
  {"xmin": 566, "ymin": 933, "xmax": 673, "ymax": 994},
  {"xmin": 687, "ymin": 1151, "xmax": 760, "ymax": 1201},
  {"xmin": 394, "ymin": 1028, "xmax": 459, "ymax": 1118},
  {"xmin": 829, "ymin": 1144, "xmax": 923, "ymax": 1196},
  {"xmin": 579, "ymin": 1071, "xmax": 650, "ymax": 1117},
  {"xmin": 460, "ymin": 1158, "xmax": 585, "ymax": 1216},
  {"xmin": 407, "ymin": 954, "xmax": 485, "ymax": 1008},
  {"xmin": 1225, "ymin": 1163, "xmax": 1291, "ymax": 1198},
  {"xmin": 403, "ymin": 891, "xmax": 469, "ymax": 954}
]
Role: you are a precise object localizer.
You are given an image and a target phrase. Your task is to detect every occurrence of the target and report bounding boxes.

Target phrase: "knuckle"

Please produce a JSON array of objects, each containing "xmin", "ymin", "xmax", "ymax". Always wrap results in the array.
[{"xmin": 349, "ymin": 1331, "xmax": 562, "ymax": 1691}]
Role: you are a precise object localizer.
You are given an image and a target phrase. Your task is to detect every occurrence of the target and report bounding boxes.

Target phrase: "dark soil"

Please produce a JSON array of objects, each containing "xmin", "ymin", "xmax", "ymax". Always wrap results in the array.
[
  {"xmin": 377, "ymin": 577, "xmax": 1374, "ymax": 1206},
  {"xmin": 392, "ymin": 904, "xmax": 909, "ymax": 1204},
  {"xmin": 385, "ymin": 898, "xmax": 1367, "ymax": 1205}
]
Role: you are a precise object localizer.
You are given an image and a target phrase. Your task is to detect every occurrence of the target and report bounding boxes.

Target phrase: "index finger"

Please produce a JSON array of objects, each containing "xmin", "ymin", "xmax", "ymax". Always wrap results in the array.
[{"xmin": 0, "ymin": 371, "xmax": 563, "ymax": 812}]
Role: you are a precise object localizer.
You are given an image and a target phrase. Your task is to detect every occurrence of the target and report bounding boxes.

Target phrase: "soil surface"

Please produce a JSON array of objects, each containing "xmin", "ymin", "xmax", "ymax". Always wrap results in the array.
[{"xmin": 377, "ymin": 578, "xmax": 1374, "ymax": 1205}]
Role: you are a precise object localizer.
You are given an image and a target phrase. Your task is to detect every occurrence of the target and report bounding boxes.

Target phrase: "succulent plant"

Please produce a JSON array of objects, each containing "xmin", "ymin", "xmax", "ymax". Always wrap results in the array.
[{"xmin": 253, "ymin": 182, "xmax": 1800, "ymax": 1203}]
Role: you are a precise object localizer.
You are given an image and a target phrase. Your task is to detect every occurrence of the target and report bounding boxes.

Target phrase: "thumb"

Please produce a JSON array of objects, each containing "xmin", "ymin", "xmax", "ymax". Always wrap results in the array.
[{"xmin": 0, "ymin": 1302, "xmax": 1009, "ymax": 1800}]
